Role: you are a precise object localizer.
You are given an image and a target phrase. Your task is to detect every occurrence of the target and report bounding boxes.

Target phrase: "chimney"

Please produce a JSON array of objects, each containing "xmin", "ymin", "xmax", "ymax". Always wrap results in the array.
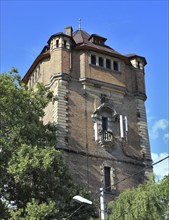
[{"xmin": 65, "ymin": 26, "xmax": 73, "ymax": 36}]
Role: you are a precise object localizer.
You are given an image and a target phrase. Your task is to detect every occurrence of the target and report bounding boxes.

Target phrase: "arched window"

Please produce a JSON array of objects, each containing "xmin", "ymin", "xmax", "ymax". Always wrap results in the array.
[{"xmin": 92, "ymin": 103, "xmax": 118, "ymax": 146}]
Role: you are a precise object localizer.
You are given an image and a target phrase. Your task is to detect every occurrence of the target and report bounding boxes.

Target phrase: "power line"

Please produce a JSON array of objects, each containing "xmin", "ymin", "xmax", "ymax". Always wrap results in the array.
[
  {"xmin": 67, "ymin": 156, "xmax": 169, "ymax": 220},
  {"xmin": 66, "ymin": 204, "xmax": 84, "ymax": 219},
  {"xmin": 111, "ymin": 155, "xmax": 169, "ymax": 189},
  {"xmin": 99, "ymin": 155, "xmax": 169, "ymax": 220},
  {"xmin": 95, "ymin": 155, "xmax": 169, "ymax": 196}
]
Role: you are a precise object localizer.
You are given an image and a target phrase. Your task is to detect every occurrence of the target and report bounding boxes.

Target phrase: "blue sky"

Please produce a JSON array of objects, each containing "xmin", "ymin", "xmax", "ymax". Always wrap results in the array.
[{"xmin": 1, "ymin": 0, "xmax": 168, "ymax": 180}]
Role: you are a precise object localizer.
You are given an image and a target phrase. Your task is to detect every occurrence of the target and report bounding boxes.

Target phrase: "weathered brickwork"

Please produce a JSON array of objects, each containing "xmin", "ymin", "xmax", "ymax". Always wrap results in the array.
[{"xmin": 23, "ymin": 26, "xmax": 152, "ymax": 202}]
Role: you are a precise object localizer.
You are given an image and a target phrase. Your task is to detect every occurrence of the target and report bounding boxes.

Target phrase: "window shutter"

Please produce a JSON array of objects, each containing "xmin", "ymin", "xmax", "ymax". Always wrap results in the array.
[
  {"xmin": 124, "ymin": 116, "xmax": 128, "ymax": 132},
  {"xmin": 94, "ymin": 122, "xmax": 98, "ymax": 141},
  {"xmin": 120, "ymin": 115, "xmax": 124, "ymax": 138}
]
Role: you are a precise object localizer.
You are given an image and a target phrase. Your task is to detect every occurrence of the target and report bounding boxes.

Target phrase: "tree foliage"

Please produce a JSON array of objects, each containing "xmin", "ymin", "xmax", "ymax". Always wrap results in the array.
[
  {"xmin": 107, "ymin": 175, "xmax": 169, "ymax": 220},
  {"xmin": 0, "ymin": 69, "xmax": 96, "ymax": 219}
]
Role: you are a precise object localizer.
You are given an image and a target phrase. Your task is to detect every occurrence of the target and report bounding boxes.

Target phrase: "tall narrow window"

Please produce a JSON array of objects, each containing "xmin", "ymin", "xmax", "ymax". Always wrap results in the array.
[
  {"xmin": 138, "ymin": 61, "xmax": 140, "ymax": 69},
  {"xmin": 64, "ymin": 40, "xmax": 67, "ymax": 48},
  {"xmin": 106, "ymin": 59, "xmax": 111, "ymax": 69},
  {"xmin": 104, "ymin": 167, "xmax": 111, "ymax": 192},
  {"xmin": 99, "ymin": 57, "xmax": 104, "ymax": 67},
  {"xmin": 91, "ymin": 55, "xmax": 96, "ymax": 65},
  {"xmin": 56, "ymin": 40, "xmax": 59, "ymax": 47},
  {"xmin": 102, "ymin": 117, "xmax": 108, "ymax": 131},
  {"xmin": 113, "ymin": 61, "xmax": 119, "ymax": 71}
]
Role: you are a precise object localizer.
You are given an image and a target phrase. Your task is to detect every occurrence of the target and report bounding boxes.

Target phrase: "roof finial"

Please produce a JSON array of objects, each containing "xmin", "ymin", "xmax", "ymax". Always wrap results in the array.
[{"xmin": 78, "ymin": 18, "xmax": 82, "ymax": 30}]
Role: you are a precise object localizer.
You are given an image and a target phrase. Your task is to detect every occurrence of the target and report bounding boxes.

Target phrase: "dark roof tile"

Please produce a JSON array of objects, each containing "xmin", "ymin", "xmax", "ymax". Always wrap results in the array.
[
  {"xmin": 73, "ymin": 29, "xmax": 90, "ymax": 45},
  {"xmin": 73, "ymin": 30, "xmax": 123, "ymax": 56}
]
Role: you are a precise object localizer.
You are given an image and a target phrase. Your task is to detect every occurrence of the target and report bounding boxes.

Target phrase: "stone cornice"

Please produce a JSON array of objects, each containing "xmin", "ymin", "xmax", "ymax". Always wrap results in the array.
[
  {"xmin": 57, "ymin": 147, "xmax": 152, "ymax": 167},
  {"xmin": 45, "ymin": 72, "xmax": 71, "ymax": 88},
  {"xmin": 79, "ymin": 77, "xmax": 127, "ymax": 94}
]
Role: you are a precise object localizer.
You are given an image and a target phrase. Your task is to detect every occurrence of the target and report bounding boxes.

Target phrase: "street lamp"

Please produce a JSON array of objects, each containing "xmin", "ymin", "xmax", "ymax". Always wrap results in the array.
[
  {"xmin": 73, "ymin": 195, "xmax": 92, "ymax": 205},
  {"xmin": 67, "ymin": 195, "xmax": 92, "ymax": 219}
]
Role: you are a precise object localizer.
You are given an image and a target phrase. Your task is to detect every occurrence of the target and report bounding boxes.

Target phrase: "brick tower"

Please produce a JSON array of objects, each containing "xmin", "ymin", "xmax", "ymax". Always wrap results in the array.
[{"xmin": 23, "ymin": 26, "xmax": 152, "ymax": 201}]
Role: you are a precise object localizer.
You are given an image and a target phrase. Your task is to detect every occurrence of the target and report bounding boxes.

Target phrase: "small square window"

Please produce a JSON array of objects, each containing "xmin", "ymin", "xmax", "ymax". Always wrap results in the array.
[
  {"xmin": 91, "ymin": 55, "xmax": 96, "ymax": 65},
  {"xmin": 106, "ymin": 59, "xmax": 111, "ymax": 69},
  {"xmin": 99, "ymin": 57, "xmax": 104, "ymax": 67}
]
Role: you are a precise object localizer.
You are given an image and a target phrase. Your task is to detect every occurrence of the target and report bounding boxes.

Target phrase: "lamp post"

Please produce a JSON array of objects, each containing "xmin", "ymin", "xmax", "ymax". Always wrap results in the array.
[{"xmin": 100, "ymin": 188, "xmax": 106, "ymax": 220}]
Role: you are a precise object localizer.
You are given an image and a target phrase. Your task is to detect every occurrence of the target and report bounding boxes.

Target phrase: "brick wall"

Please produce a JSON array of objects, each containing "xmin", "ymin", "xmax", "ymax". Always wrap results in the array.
[{"xmin": 25, "ymin": 32, "xmax": 152, "ymax": 202}]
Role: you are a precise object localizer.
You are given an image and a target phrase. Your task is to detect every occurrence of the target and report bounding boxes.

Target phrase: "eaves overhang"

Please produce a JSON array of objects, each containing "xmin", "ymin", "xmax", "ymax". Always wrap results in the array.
[
  {"xmin": 126, "ymin": 54, "xmax": 147, "ymax": 66},
  {"xmin": 22, "ymin": 51, "xmax": 50, "ymax": 84},
  {"xmin": 47, "ymin": 32, "xmax": 72, "ymax": 45},
  {"xmin": 75, "ymin": 45, "xmax": 132, "ymax": 66},
  {"xmin": 88, "ymin": 34, "xmax": 107, "ymax": 42}
]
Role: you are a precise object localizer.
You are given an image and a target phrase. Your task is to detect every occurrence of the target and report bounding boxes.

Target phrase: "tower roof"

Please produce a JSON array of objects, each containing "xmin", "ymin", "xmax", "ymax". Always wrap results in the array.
[
  {"xmin": 126, "ymin": 53, "xmax": 147, "ymax": 65},
  {"xmin": 73, "ymin": 29, "xmax": 90, "ymax": 45},
  {"xmin": 23, "ymin": 26, "xmax": 147, "ymax": 84},
  {"xmin": 72, "ymin": 29, "xmax": 123, "ymax": 57}
]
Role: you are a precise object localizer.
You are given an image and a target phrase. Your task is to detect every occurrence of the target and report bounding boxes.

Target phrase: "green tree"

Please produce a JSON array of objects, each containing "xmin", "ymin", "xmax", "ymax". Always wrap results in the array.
[
  {"xmin": 0, "ymin": 69, "xmax": 96, "ymax": 219},
  {"xmin": 107, "ymin": 175, "xmax": 169, "ymax": 220}
]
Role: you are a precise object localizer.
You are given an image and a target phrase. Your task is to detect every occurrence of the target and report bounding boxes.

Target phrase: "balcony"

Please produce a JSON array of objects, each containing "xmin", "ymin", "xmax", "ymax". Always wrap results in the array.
[{"xmin": 99, "ymin": 131, "xmax": 113, "ymax": 146}]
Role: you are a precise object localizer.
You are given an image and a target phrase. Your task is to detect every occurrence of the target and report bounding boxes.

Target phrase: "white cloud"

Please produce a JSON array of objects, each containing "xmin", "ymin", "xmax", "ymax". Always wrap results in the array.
[
  {"xmin": 151, "ymin": 152, "xmax": 169, "ymax": 181},
  {"xmin": 164, "ymin": 133, "xmax": 169, "ymax": 141},
  {"xmin": 150, "ymin": 119, "xmax": 169, "ymax": 139}
]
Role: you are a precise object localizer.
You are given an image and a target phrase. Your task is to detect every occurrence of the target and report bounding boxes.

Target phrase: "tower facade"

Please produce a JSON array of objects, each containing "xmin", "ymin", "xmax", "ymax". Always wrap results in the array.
[{"xmin": 23, "ymin": 26, "xmax": 152, "ymax": 200}]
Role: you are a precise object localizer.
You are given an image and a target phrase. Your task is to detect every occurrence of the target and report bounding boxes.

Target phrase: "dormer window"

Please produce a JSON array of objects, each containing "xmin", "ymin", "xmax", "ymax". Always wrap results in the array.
[
  {"xmin": 91, "ymin": 55, "xmax": 96, "ymax": 65},
  {"xmin": 89, "ymin": 34, "xmax": 107, "ymax": 45}
]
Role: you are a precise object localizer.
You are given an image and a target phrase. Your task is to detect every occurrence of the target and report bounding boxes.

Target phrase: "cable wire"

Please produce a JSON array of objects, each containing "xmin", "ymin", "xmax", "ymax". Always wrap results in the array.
[
  {"xmin": 99, "ymin": 155, "xmax": 169, "ymax": 219},
  {"xmin": 95, "ymin": 155, "xmax": 169, "ymax": 196}
]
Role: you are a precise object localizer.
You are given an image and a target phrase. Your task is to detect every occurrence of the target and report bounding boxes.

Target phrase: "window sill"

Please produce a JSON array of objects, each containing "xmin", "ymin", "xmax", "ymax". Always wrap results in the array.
[{"xmin": 89, "ymin": 64, "xmax": 121, "ymax": 74}]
